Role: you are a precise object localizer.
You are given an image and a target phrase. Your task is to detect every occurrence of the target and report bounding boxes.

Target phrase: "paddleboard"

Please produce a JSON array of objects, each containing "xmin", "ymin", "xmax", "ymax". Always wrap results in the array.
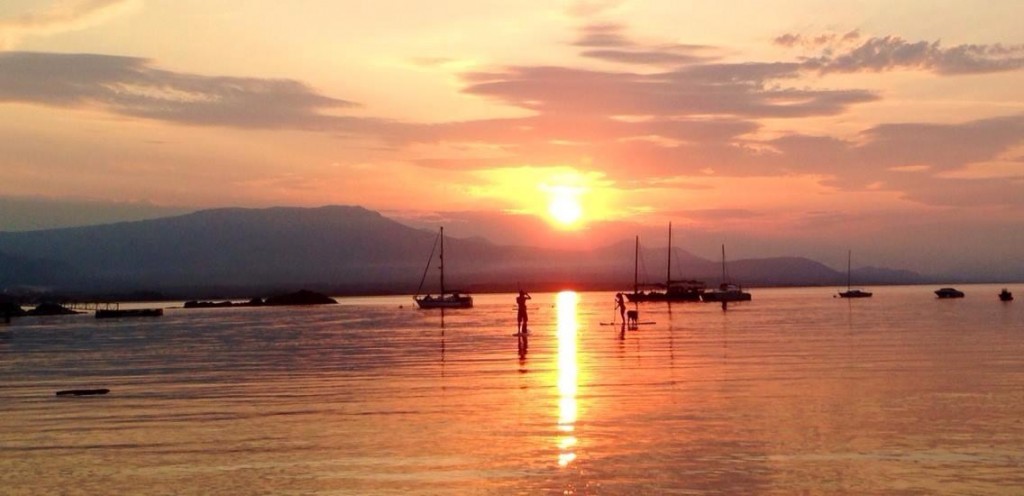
[
  {"xmin": 512, "ymin": 332, "xmax": 530, "ymax": 336},
  {"xmin": 55, "ymin": 388, "xmax": 110, "ymax": 397},
  {"xmin": 599, "ymin": 321, "xmax": 656, "ymax": 326}
]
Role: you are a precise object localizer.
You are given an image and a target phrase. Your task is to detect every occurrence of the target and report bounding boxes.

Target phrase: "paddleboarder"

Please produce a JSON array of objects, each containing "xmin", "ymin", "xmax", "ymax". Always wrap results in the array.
[
  {"xmin": 516, "ymin": 290, "xmax": 531, "ymax": 334},
  {"xmin": 615, "ymin": 292, "xmax": 626, "ymax": 324}
]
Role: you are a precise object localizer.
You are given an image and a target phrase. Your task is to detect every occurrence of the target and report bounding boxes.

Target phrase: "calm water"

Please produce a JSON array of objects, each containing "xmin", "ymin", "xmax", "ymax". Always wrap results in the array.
[{"xmin": 2, "ymin": 285, "xmax": 1023, "ymax": 495}]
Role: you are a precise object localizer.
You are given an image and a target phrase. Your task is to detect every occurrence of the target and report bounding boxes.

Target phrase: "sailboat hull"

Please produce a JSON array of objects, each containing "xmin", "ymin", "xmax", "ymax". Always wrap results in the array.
[
  {"xmin": 701, "ymin": 290, "xmax": 752, "ymax": 302},
  {"xmin": 414, "ymin": 294, "xmax": 474, "ymax": 309},
  {"xmin": 838, "ymin": 290, "xmax": 873, "ymax": 298},
  {"xmin": 627, "ymin": 291, "xmax": 703, "ymax": 302}
]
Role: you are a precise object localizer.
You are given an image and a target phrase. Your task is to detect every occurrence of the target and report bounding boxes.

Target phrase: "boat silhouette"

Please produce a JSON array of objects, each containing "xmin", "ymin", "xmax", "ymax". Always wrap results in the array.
[
  {"xmin": 414, "ymin": 227, "xmax": 473, "ymax": 309},
  {"xmin": 837, "ymin": 250, "xmax": 872, "ymax": 298},
  {"xmin": 626, "ymin": 223, "xmax": 706, "ymax": 303}
]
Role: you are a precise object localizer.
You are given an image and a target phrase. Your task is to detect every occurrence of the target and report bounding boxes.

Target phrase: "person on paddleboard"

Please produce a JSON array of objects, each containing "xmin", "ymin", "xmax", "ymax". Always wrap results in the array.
[
  {"xmin": 516, "ymin": 290, "xmax": 531, "ymax": 333},
  {"xmin": 615, "ymin": 292, "xmax": 626, "ymax": 324}
]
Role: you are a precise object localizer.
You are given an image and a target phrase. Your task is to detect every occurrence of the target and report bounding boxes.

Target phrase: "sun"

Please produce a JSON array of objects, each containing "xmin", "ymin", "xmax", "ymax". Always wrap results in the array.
[{"xmin": 547, "ymin": 187, "xmax": 583, "ymax": 228}]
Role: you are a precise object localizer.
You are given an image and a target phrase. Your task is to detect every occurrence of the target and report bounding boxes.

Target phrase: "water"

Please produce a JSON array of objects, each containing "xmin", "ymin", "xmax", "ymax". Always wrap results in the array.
[{"xmin": 2, "ymin": 285, "xmax": 1023, "ymax": 495}]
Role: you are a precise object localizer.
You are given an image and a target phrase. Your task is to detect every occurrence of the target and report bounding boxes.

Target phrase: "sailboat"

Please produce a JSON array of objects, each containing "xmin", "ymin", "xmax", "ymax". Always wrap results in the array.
[
  {"xmin": 626, "ymin": 223, "xmax": 706, "ymax": 303},
  {"xmin": 701, "ymin": 244, "xmax": 751, "ymax": 302},
  {"xmin": 413, "ymin": 227, "xmax": 473, "ymax": 309},
  {"xmin": 837, "ymin": 250, "xmax": 872, "ymax": 298}
]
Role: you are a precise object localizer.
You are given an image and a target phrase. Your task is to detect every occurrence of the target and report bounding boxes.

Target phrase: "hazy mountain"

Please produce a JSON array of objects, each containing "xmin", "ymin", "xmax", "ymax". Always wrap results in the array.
[
  {"xmin": 0, "ymin": 205, "xmax": 923, "ymax": 297},
  {"xmin": 0, "ymin": 250, "xmax": 82, "ymax": 287}
]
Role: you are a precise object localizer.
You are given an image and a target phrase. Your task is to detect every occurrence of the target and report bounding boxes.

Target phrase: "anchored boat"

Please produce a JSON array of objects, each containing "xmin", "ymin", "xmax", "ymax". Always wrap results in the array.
[
  {"xmin": 627, "ymin": 223, "xmax": 706, "ymax": 303},
  {"xmin": 413, "ymin": 227, "xmax": 473, "ymax": 309},
  {"xmin": 935, "ymin": 287, "xmax": 965, "ymax": 299},
  {"xmin": 701, "ymin": 245, "xmax": 751, "ymax": 303},
  {"xmin": 838, "ymin": 250, "xmax": 872, "ymax": 298}
]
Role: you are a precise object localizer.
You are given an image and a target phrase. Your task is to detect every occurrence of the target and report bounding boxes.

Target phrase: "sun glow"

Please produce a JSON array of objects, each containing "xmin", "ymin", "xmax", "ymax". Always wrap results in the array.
[
  {"xmin": 547, "ymin": 186, "xmax": 583, "ymax": 227},
  {"xmin": 470, "ymin": 166, "xmax": 622, "ymax": 233}
]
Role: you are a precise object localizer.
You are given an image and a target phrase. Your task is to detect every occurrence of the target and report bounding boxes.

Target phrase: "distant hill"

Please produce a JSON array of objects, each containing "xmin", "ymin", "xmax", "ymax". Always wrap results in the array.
[
  {"xmin": 0, "ymin": 205, "xmax": 923, "ymax": 297},
  {"xmin": 0, "ymin": 250, "xmax": 82, "ymax": 287}
]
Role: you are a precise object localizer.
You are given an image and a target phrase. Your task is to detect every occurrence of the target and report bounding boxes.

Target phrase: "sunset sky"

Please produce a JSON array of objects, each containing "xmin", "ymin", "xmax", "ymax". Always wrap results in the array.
[{"xmin": 1, "ymin": 0, "xmax": 1022, "ymax": 278}]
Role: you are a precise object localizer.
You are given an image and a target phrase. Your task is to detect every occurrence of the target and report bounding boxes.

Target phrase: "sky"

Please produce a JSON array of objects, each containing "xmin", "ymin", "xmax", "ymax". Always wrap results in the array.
[{"xmin": 1, "ymin": 0, "xmax": 1023, "ymax": 279}]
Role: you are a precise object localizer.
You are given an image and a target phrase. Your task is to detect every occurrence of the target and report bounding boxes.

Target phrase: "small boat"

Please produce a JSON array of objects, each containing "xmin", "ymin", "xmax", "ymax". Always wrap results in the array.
[
  {"xmin": 95, "ymin": 308, "xmax": 163, "ymax": 318},
  {"xmin": 934, "ymin": 287, "xmax": 965, "ymax": 299},
  {"xmin": 414, "ymin": 227, "xmax": 473, "ymax": 309},
  {"xmin": 837, "ymin": 250, "xmax": 872, "ymax": 298},
  {"xmin": 701, "ymin": 245, "xmax": 751, "ymax": 303},
  {"xmin": 999, "ymin": 289, "xmax": 1013, "ymax": 301},
  {"xmin": 627, "ymin": 224, "xmax": 706, "ymax": 303}
]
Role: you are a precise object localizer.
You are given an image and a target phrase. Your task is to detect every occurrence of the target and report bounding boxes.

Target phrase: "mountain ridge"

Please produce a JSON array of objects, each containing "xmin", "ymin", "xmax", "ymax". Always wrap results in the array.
[{"xmin": 0, "ymin": 205, "xmax": 924, "ymax": 298}]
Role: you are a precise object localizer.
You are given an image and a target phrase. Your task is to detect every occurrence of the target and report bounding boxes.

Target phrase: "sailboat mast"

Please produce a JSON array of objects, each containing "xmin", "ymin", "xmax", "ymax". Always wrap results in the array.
[
  {"xmin": 666, "ymin": 222, "xmax": 672, "ymax": 288},
  {"xmin": 721, "ymin": 244, "xmax": 726, "ymax": 282},
  {"xmin": 847, "ymin": 249, "xmax": 852, "ymax": 290},
  {"xmin": 634, "ymin": 235, "xmax": 639, "ymax": 294},
  {"xmin": 439, "ymin": 227, "xmax": 445, "ymax": 295}
]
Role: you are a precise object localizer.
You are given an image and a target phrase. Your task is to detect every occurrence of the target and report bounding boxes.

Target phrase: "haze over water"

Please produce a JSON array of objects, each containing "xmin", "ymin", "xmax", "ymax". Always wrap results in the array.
[{"xmin": 2, "ymin": 285, "xmax": 1023, "ymax": 494}]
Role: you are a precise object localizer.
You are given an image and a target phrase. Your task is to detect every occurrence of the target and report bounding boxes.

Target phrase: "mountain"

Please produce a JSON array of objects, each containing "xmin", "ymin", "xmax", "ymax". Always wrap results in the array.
[
  {"xmin": 0, "ymin": 250, "xmax": 82, "ymax": 287},
  {"xmin": 0, "ymin": 205, "xmax": 922, "ymax": 297}
]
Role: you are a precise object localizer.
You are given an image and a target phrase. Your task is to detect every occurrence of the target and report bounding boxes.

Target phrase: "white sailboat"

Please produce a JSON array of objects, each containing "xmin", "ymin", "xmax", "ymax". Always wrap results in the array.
[{"xmin": 414, "ymin": 227, "xmax": 473, "ymax": 309}]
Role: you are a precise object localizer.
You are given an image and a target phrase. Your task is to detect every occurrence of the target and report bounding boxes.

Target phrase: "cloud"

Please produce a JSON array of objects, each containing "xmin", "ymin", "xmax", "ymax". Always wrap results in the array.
[
  {"xmin": 572, "ymin": 23, "xmax": 633, "ymax": 48},
  {"xmin": 0, "ymin": 0, "xmax": 136, "ymax": 49},
  {"xmin": 0, "ymin": 51, "xmax": 402, "ymax": 132},
  {"xmin": 573, "ymin": 23, "xmax": 718, "ymax": 67},
  {"xmin": 760, "ymin": 114, "xmax": 1024, "ymax": 206},
  {"xmin": 407, "ymin": 112, "xmax": 1024, "ymax": 209},
  {"xmin": 804, "ymin": 35, "xmax": 1024, "ymax": 75},
  {"xmin": 579, "ymin": 48, "xmax": 709, "ymax": 66},
  {"xmin": 857, "ymin": 115, "xmax": 1024, "ymax": 171},
  {"xmin": 774, "ymin": 30, "xmax": 860, "ymax": 49},
  {"xmin": 462, "ymin": 65, "xmax": 876, "ymax": 118},
  {"xmin": 773, "ymin": 33, "xmax": 802, "ymax": 48},
  {"xmin": 899, "ymin": 176, "xmax": 1024, "ymax": 207},
  {"xmin": 397, "ymin": 114, "xmax": 757, "ymax": 146},
  {"xmin": 462, "ymin": 25, "xmax": 873, "ymax": 117},
  {"xmin": 3, "ymin": 26, "xmax": 1021, "ymax": 211}
]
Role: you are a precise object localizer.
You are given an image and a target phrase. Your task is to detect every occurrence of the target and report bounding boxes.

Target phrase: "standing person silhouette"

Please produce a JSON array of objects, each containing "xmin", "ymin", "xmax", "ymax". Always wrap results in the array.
[
  {"xmin": 615, "ymin": 292, "xmax": 626, "ymax": 324},
  {"xmin": 516, "ymin": 290, "xmax": 531, "ymax": 334}
]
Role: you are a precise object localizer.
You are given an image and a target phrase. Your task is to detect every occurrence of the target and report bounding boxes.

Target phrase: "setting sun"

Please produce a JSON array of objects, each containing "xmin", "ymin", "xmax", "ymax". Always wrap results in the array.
[{"xmin": 547, "ymin": 187, "xmax": 583, "ymax": 227}]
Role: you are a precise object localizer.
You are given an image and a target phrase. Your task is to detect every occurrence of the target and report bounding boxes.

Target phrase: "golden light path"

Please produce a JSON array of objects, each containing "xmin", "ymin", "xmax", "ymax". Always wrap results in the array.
[{"xmin": 555, "ymin": 290, "xmax": 579, "ymax": 467}]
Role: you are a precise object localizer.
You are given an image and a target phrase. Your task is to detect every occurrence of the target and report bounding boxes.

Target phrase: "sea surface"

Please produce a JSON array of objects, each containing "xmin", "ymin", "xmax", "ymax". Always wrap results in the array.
[{"xmin": 2, "ymin": 285, "xmax": 1023, "ymax": 495}]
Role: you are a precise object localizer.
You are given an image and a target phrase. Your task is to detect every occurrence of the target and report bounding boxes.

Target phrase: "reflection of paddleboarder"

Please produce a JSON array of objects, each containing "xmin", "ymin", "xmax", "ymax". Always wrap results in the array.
[
  {"xmin": 516, "ymin": 290, "xmax": 531, "ymax": 333},
  {"xmin": 615, "ymin": 293, "xmax": 626, "ymax": 323}
]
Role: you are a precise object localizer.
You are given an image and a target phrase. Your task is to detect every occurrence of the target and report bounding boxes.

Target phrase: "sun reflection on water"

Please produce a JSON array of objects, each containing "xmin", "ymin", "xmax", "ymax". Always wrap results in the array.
[{"xmin": 556, "ymin": 290, "xmax": 579, "ymax": 467}]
